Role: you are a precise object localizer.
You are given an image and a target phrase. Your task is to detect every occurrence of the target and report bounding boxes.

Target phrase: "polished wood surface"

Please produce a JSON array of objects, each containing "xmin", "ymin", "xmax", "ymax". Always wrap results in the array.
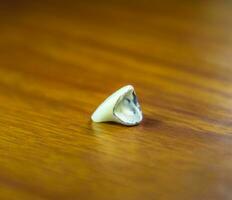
[{"xmin": 1, "ymin": 0, "xmax": 232, "ymax": 199}]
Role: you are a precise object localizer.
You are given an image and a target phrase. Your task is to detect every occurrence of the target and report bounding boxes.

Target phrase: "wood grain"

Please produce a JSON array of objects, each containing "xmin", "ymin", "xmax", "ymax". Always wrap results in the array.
[{"xmin": 1, "ymin": 0, "xmax": 232, "ymax": 199}]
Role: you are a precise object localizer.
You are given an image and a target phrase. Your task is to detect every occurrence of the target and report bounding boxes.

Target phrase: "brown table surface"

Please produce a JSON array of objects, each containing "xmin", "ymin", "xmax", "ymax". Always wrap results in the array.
[{"xmin": 1, "ymin": 0, "xmax": 232, "ymax": 199}]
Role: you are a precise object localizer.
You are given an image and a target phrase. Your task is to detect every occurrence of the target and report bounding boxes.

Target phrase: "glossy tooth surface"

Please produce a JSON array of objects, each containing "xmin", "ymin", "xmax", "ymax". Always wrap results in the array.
[{"xmin": 91, "ymin": 85, "xmax": 143, "ymax": 126}]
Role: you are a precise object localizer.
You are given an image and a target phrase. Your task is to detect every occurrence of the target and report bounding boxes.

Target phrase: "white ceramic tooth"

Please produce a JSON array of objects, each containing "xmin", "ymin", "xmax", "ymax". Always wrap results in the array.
[{"xmin": 91, "ymin": 85, "xmax": 143, "ymax": 126}]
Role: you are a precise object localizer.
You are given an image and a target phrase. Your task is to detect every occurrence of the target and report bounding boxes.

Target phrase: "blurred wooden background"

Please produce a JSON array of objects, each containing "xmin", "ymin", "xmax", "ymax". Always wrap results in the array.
[{"xmin": 0, "ymin": 0, "xmax": 232, "ymax": 199}]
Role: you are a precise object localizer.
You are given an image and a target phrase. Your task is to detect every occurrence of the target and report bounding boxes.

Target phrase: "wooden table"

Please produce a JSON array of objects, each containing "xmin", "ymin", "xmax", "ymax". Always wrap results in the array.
[{"xmin": 1, "ymin": 0, "xmax": 232, "ymax": 199}]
